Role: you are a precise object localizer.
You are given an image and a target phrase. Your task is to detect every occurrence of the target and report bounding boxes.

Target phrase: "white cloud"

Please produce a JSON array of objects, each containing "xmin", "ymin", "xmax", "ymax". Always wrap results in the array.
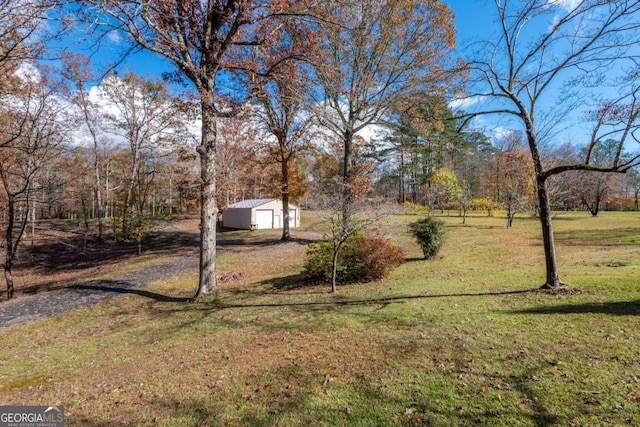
[
  {"xmin": 14, "ymin": 62, "xmax": 41, "ymax": 83},
  {"xmin": 107, "ymin": 30, "xmax": 122, "ymax": 44},
  {"xmin": 448, "ymin": 96, "xmax": 485, "ymax": 110},
  {"xmin": 549, "ymin": 15, "xmax": 561, "ymax": 31},
  {"xmin": 356, "ymin": 124, "xmax": 385, "ymax": 143},
  {"xmin": 546, "ymin": 0, "xmax": 581, "ymax": 12},
  {"xmin": 87, "ymin": 83, "xmax": 120, "ymax": 117},
  {"xmin": 489, "ymin": 125, "xmax": 513, "ymax": 141},
  {"xmin": 467, "ymin": 116, "xmax": 517, "ymax": 142}
]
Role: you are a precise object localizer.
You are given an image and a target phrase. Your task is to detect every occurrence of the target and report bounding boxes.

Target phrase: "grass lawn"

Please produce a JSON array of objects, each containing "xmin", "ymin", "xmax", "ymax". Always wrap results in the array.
[{"xmin": 1, "ymin": 211, "xmax": 639, "ymax": 426}]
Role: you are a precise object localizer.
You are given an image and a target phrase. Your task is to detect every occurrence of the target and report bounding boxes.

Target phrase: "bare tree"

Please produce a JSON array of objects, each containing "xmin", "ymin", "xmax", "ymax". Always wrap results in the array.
[
  {"xmin": 214, "ymin": 111, "xmax": 262, "ymax": 209},
  {"xmin": 0, "ymin": 69, "xmax": 71, "ymax": 299},
  {"xmin": 458, "ymin": 0, "xmax": 640, "ymax": 289},
  {"xmin": 0, "ymin": 0, "xmax": 55, "ymax": 95},
  {"xmin": 62, "ymin": 54, "xmax": 107, "ymax": 241},
  {"xmin": 98, "ymin": 72, "xmax": 185, "ymax": 242},
  {"xmin": 76, "ymin": 0, "xmax": 315, "ymax": 298},
  {"xmin": 312, "ymin": 0, "xmax": 455, "ymax": 227}
]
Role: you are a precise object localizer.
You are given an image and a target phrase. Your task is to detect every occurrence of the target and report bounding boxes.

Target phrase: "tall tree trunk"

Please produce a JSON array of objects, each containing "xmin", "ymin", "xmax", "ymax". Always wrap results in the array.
[
  {"xmin": 78, "ymin": 81, "xmax": 105, "ymax": 242},
  {"xmin": 507, "ymin": 203, "xmax": 514, "ymax": 228},
  {"xmin": 399, "ymin": 151, "xmax": 405, "ymax": 203},
  {"xmin": 523, "ymin": 110, "xmax": 563, "ymax": 290},
  {"xmin": 168, "ymin": 173, "xmax": 173, "ymax": 215},
  {"xmin": 4, "ymin": 196, "xmax": 16, "ymax": 300},
  {"xmin": 30, "ymin": 198, "xmax": 35, "ymax": 249},
  {"xmin": 81, "ymin": 193, "xmax": 90, "ymax": 250},
  {"xmin": 122, "ymin": 143, "xmax": 140, "ymax": 240},
  {"xmin": 4, "ymin": 263, "xmax": 13, "ymax": 301},
  {"xmin": 4, "ymin": 194, "xmax": 29, "ymax": 300},
  {"xmin": 342, "ymin": 129, "xmax": 354, "ymax": 229},
  {"xmin": 331, "ymin": 245, "xmax": 339, "ymax": 293},
  {"xmin": 137, "ymin": 227, "xmax": 143, "ymax": 255},
  {"xmin": 194, "ymin": 102, "xmax": 218, "ymax": 298},
  {"xmin": 94, "ymin": 154, "xmax": 104, "ymax": 242},
  {"xmin": 537, "ymin": 175, "xmax": 562, "ymax": 289},
  {"xmin": 281, "ymin": 158, "xmax": 291, "ymax": 241}
]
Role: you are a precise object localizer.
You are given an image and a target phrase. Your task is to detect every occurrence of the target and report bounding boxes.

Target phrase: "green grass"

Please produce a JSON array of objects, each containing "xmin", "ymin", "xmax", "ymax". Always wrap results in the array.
[{"xmin": 1, "ymin": 211, "xmax": 639, "ymax": 426}]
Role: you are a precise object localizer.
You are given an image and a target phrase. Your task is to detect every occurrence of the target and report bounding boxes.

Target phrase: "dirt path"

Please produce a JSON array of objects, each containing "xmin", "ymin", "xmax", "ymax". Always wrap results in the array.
[
  {"xmin": 0, "ymin": 254, "xmax": 198, "ymax": 328},
  {"xmin": 0, "ymin": 216, "xmax": 319, "ymax": 328},
  {"xmin": 0, "ymin": 217, "xmax": 202, "ymax": 328}
]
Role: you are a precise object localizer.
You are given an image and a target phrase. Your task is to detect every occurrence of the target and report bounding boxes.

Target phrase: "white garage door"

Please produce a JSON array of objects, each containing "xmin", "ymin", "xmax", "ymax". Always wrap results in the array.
[
  {"xmin": 289, "ymin": 209, "xmax": 297, "ymax": 227},
  {"xmin": 255, "ymin": 209, "xmax": 273, "ymax": 229}
]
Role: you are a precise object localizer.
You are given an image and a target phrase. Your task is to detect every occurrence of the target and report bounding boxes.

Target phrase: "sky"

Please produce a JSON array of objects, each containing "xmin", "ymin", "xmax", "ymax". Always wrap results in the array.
[
  {"xmin": 443, "ymin": 0, "xmax": 640, "ymax": 152},
  {"xmin": 64, "ymin": 0, "xmax": 637, "ymax": 153},
  {"xmin": 89, "ymin": 2, "xmax": 493, "ymax": 83}
]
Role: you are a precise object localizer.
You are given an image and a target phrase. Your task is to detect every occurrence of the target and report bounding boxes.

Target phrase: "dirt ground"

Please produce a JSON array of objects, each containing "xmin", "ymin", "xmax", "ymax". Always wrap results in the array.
[
  {"xmin": 0, "ymin": 216, "xmax": 201, "ymax": 301},
  {"xmin": 0, "ymin": 215, "xmax": 322, "ymax": 326}
]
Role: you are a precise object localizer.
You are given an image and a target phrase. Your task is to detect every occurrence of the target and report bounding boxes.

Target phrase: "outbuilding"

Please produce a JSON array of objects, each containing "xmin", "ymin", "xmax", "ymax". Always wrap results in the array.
[{"xmin": 222, "ymin": 199, "xmax": 300, "ymax": 230}]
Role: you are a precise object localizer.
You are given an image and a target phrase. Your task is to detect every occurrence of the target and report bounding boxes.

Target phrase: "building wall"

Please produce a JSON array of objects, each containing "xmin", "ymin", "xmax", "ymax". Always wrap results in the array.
[
  {"xmin": 250, "ymin": 200, "xmax": 283, "ymax": 227},
  {"xmin": 222, "ymin": 207, "xmax": 252, "ymax": 229},
  {"xmin": 223, "ymin": 200, "xmax": 300, "ymax": 230}
]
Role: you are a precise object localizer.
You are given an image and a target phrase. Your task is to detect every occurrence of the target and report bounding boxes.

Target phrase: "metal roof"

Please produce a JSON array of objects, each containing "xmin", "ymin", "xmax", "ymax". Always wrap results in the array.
[{"xmin": 227, "ymin": 198, "xmax": 277, "ymax": 209}]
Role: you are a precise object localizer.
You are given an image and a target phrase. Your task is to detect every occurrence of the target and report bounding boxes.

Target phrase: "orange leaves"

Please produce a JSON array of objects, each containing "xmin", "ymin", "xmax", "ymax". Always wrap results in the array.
[{"xmin": 261, "ymin": 160, "xmax": 308, "ymax": 202}]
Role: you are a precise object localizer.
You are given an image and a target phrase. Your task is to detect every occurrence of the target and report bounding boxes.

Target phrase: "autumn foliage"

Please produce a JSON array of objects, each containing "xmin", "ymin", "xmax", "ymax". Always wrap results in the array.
[{"xmin": 303, "ymin": 233, "xmax": 405, "ymax": 284}]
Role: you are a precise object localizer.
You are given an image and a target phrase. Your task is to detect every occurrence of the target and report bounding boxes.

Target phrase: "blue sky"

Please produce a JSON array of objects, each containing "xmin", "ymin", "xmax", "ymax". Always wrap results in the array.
[
  {"xmin": 442, "ymin": 0, "xmax": 637, "ymax": 150},
  {"xmin": 73, "ymin": 0, "xmax": 636, "ymax": 152},
  {"xmin": 97, "ymin": 2, "xmax": 493, "ymax": 80},
  {"xmin": 444, "ymin": 0, "xmax": 494, "ymax": 46}
]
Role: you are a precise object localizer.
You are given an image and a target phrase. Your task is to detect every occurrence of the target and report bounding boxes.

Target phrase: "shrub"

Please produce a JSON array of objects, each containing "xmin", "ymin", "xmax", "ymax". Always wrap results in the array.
[
  {"xmin": 302, "ymin": 239, "xmax": 336, "ymax": 282},
  {"xmin": 409, "ymin": 217, "xmax": 445, "ymax": 259},
  {"xmin": 303, "ymin": 233, "xmax": 406, "ymax": 284}
]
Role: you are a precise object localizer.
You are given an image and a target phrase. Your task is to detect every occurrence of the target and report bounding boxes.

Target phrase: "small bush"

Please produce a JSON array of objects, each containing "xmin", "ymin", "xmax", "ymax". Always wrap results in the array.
[
  {"xmin": 302, "ymin": 239, "xmax": 335, "ymax": 282},
  {"xmin": 303, "ymin": 233, "xmax": 405, "ymax": 284},
  {"xmin": 409, "ymin": 217, "xmax": 445, "ymax": 259}
]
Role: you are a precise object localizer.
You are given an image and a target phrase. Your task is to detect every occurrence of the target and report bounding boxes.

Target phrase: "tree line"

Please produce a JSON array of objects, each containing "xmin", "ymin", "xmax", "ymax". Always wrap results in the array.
[{"xmin": 1, "ymin": 0, "xmax": 640, "ymax": 299}]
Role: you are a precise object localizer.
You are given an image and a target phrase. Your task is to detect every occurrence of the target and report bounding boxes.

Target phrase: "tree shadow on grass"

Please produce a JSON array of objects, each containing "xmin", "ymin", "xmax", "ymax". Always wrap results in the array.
[
  {"xmin": 217, "ymin": 235, "xmax": 318, "ymax": 247},
  {"xmin": 509, "ymin": 300, "xmax": 640, "ymax": 316},
  {"xmin": 66, "ymin": 365, "xmax": 564, "ymax": 427},
  {"xmin": 119, "ymin": 277, "xmax": 539, "ymax": 336},
  {"xmin": 260, "ymin": 273, "xmax": 329, "ymax": 294},
  {"xmin": 67, "ymin": 397, "xmax": 222, "ymax": 427},
  {"xmin": 70, "ymin": 280, "xmax": 191, "ymax": 303},
  {"xmin": 447, "ymin": 223, "xmax": 504, "ymax": 229},
  {"xmin": 173, "ymin": 285, "xmax": 538, "ymax": 314},
  {"xmin": 554, "ymin": 227, "xmax": 640, "ymax": 247}
]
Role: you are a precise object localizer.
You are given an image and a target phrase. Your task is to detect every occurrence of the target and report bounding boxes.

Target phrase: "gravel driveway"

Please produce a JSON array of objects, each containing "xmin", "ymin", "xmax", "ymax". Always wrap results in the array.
[{"xmin": 0, "ymin": 255, "xmax": 198, "ymax": 328}]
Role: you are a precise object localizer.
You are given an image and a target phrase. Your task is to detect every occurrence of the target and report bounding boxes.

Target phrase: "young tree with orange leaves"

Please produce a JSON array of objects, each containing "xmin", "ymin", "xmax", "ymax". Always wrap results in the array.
[{"xmin": 482, "ymin": 132, "xmax": 536, "ymax": 227}]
